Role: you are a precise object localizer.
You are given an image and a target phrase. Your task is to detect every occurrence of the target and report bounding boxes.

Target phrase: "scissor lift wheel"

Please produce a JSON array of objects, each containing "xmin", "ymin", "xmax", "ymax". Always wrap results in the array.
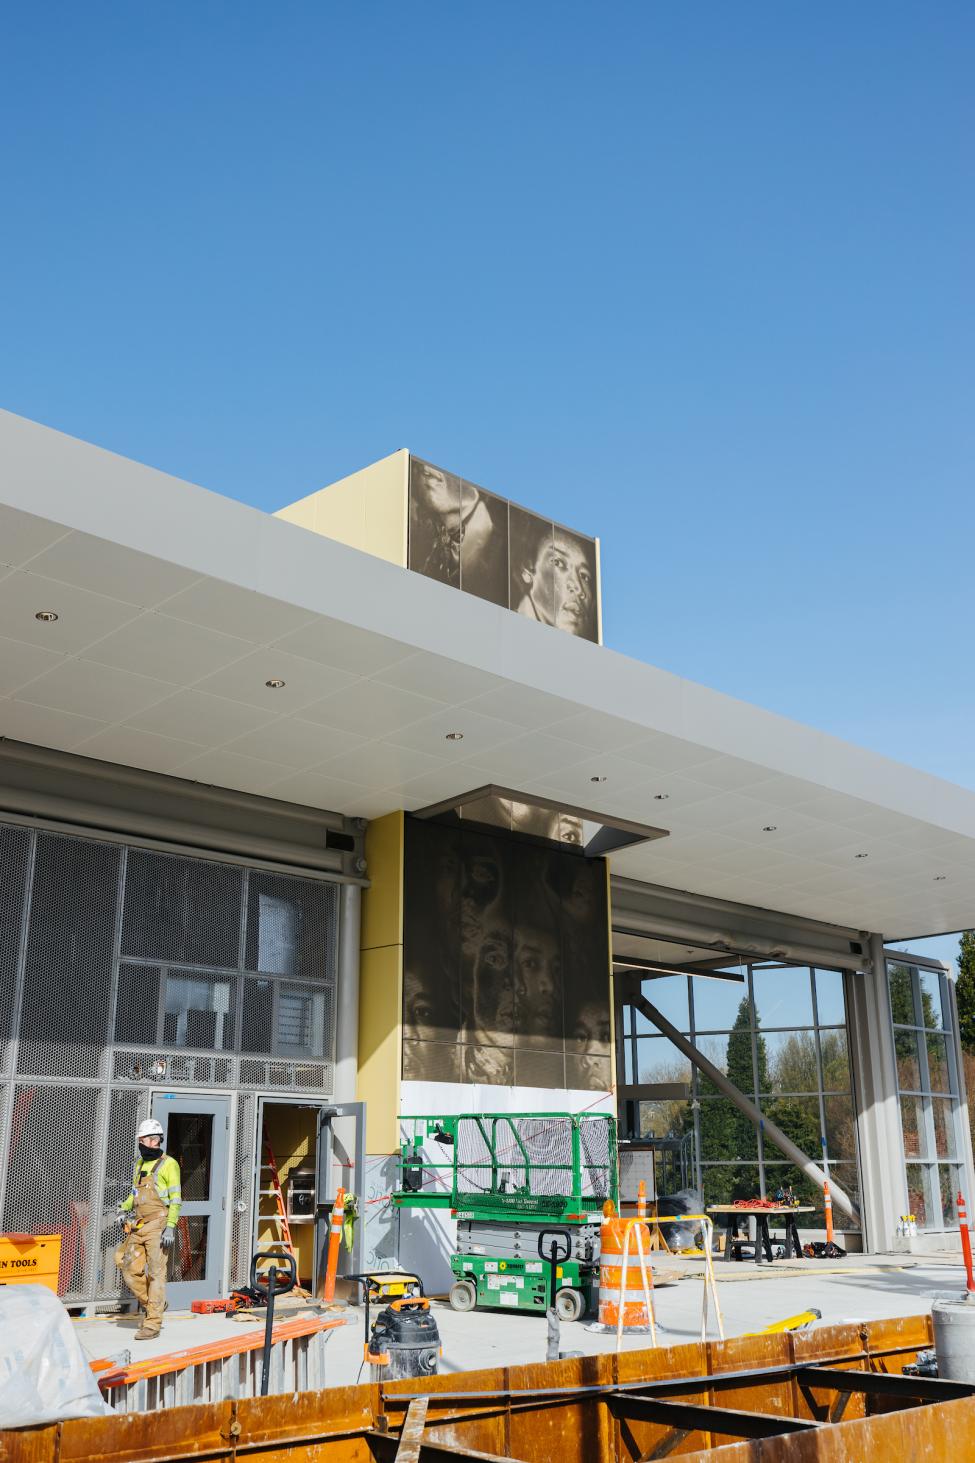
[{"xmin": 449, "ymin": 1279, "xmax": 477, "ymax": 1312}]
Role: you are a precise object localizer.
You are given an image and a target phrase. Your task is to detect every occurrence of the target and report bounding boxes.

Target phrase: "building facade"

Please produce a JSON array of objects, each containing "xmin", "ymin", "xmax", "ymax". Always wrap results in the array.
[{"xmin": 1, "ymin": 410, "xmax": 973, "ymax": 1308}]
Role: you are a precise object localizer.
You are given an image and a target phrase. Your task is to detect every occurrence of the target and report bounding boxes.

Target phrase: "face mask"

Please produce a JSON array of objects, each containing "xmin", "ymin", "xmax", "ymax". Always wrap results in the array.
[{"xmin": 138, "ymin": 1142, "xmax": 161, "ymax": 1161}]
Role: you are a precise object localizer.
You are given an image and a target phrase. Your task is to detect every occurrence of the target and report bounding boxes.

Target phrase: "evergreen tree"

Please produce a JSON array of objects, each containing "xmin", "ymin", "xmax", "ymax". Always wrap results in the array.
[{"xmin": 957, "ymin": 932, "xmax": 975, "ymax": 1055}]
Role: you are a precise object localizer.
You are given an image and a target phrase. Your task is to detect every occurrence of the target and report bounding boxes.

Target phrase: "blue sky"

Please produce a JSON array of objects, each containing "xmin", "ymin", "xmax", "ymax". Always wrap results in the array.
[{"xmin": 1, "ymin": 7, "xmax": 971, "ymax": 959}]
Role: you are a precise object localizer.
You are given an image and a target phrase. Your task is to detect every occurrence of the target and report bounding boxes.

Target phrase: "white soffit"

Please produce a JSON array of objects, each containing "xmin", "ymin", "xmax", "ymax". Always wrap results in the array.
[{"xmin": 1, "ymin": 408, "xmax": 974, "ymax": 941}]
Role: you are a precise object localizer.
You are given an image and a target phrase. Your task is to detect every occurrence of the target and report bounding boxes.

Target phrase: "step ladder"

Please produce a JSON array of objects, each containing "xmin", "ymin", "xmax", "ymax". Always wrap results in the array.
[{"xmin": 259, "ymin": 1125, "xmax": 297, "ymax": 1264}]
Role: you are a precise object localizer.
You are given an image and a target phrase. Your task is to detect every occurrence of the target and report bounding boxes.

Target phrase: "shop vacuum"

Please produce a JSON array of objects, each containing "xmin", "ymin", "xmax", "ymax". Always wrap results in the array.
[{"xmin": 357, "ymin": 1281, "xmax": 441, "ymax": 1381}]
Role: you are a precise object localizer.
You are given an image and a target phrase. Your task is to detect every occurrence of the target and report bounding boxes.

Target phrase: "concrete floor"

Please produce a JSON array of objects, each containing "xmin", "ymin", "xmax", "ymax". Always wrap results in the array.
[{"xmin": 74, "ymin": 1252, "xmax": 968, "ymax": 1392}]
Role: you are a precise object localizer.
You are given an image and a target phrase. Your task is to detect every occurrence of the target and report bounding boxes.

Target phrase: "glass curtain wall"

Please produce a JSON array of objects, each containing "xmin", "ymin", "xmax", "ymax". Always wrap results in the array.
[
  {"xmin": 888, "ymin": 959, "xmax": 965, "ymax": 1230},
  {"xmin": 620, "ymin": 963, "xmax": 859, "ymax": 1228}
]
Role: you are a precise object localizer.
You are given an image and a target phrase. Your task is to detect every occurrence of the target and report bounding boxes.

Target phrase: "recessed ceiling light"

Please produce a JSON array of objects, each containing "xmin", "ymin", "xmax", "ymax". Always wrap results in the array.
[
  {"xmin": 34, "ymin": 610, "xmax": 59, "ymax": 623},
  {"xmin": 854, "ymin": 852, "xmax": 869, "ymax": 859},
  {"xmin": 762, "ymin": 825, "xmax": 777, "ymax": 833},
  {"xmin": 590, "ymin": 775, "xmax": 606, "ymax": 783},
  {"xmin": 654, "ymin": 793, "xmax": 670, "ymax": 801},
  {"xmin": 934, "ymin": 874, "xmax": 946, "ymax": 882},
  {"xmin": 445, "ymin": 731, "xmax": 464, "ymax": 741},
  {"xmin": 265, "ymin": 678, "xmax": 286, "ymax": 689}
]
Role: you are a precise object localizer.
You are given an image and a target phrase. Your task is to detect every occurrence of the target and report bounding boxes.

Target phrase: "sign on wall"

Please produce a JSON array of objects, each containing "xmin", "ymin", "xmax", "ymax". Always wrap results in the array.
[
  {"xmin": 408, "ymin": 456, "xmax": 600, "ymax": 643},
  {"xmin": 402, "ymin": 816, "xmax": 612, "ymax": 1091}
]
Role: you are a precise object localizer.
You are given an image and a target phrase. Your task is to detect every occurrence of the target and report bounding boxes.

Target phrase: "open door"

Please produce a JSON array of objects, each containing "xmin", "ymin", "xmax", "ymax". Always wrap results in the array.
[
  {"xmin": 151, "ymin": 1093, "xmax": 229, "ymax": 1306},
  {"xmin": 314, "ymin": 1101, "xmax": 366, "ymax": 1290}
]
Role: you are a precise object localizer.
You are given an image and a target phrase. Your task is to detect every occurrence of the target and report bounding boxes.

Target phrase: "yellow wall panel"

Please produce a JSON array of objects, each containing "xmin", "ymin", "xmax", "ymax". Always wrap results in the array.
[
  {"xmin": 361, "ymin": 810, "xmax": 404, "ymax": 953},
  {"xmin": 274, "ymin": 450, "xmax": 408, "ymax": 567},
  {"xmin": 357, "ymin": 943, "xmax": 403, "ymax": 1153}
]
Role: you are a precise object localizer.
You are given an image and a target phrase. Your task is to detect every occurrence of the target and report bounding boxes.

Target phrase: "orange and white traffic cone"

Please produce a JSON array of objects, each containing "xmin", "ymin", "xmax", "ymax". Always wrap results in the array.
[
  {"xmin": 596, "ymin": 1210, "xmax": 655, "ymax": 1342},
  {"xmin": 321, "ymin": 1187, "xmax": 345, "ymax": 1303},
  {"xmin": 637, "ymin": 1179, "xmax": 647, "ymax": 1221},
  {"xmin": 959, "ymin": 1192, "xmax": 975, "ymax": 1294},
  {"xmin": 823, "ymin": 1180, "xmax": 834, "ymax": 1247}
]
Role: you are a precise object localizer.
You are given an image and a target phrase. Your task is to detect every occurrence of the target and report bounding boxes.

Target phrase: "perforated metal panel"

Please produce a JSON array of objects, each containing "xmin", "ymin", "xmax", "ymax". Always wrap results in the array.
[
  {"xmin": 122, "ymin": 848, "xmax": 242, "ymax": 969},
  {"xmin": 3, "ymin": 1082, "xmax": 102, "ymax": 1298},
  {"xmin": 230, "ymin": 1093, "xmax": 256, "ymax": 1287},
  {"xmin": 17, "ymin": 834, "xmax": 120, "ymax": 1078},
  {"xmin": 579, "ymin": 1114, "xmax": 612, "ymax": 1200},
  {"xmin": 0, "ymin": 824, "xmax": 31, "ymax": 1057},
  {"xmin": 98, "ymin": 1087, "xmax": 148, "ymax": 1300},
  {"xmin": 0, "ymin": 818, "xmax": 341, "ymax": 1308}
]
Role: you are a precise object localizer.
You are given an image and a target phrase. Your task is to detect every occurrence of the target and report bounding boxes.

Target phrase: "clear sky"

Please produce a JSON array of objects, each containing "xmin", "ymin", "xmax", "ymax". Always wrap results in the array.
[{"xmin": 1, "ymin": 7, "xmax": 971, "ymax": 956}]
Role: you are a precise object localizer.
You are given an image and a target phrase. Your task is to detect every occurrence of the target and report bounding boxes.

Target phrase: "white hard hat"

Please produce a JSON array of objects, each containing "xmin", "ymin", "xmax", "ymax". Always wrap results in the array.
[{"xmin": 137, "ymin": 1118, "xmax": 164, "ymax": 1141}]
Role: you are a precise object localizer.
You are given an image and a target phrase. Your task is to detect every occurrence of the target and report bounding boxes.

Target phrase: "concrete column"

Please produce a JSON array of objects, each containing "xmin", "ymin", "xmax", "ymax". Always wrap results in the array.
[
  {"xmin": 845, "ymin": 934, "xmax": 909, "ymax": 1251},
  {"xmin": 333, "ymin": 881, "xmax": 362, "ymax": 1104}
]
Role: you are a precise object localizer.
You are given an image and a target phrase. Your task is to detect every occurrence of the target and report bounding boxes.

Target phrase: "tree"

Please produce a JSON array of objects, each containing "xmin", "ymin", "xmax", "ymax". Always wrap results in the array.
[{"xmin": 956, "ymin": 932, "xmax": 975, "ymax": 1055}]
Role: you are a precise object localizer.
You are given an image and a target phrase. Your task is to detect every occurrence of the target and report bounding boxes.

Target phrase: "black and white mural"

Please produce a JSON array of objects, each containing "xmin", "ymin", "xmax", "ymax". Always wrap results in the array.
[
  {"xmin": 402, "ymin": 816, "xmax": 612, "ymax": 1091},
  {"xmin": 408, "ymin": 457, "xmax": 599, "ymax": 643}
]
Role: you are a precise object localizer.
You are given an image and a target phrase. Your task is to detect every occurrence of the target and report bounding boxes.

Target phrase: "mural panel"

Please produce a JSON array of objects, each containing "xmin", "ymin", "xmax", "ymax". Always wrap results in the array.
[{"xmin": 402, "ymin": 816, "xmax": 611, "ymax": 1090}]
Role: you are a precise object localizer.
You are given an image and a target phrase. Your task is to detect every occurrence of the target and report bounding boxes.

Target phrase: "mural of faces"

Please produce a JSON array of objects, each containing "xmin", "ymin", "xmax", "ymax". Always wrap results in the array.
[
  {"xmin": 408, "ymin": 457, "xmax": 599, "ymax": 642},
  {"xmin": 401, "ymin": 817, "xmax": 612, "ymax": 1091}
]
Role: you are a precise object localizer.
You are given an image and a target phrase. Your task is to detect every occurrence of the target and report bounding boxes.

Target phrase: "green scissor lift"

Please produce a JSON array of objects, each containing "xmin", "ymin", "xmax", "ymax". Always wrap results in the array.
[{"xmin": 393, "ymin": 1111, "xmax": 618, "ymax": 1320}]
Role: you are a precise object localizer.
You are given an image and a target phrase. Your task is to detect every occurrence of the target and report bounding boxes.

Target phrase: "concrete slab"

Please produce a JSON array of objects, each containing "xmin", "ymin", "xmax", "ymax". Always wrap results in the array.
[{"xmin": 73, "ymin": 1252, "xmax": 967, "ymax": 1394}]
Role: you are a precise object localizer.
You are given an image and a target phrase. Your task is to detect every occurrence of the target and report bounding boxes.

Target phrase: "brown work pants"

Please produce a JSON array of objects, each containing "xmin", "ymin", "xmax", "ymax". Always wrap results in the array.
[{"xmin": 117, "ymin": 1218, "xmax": 168, "ymax": 1330}]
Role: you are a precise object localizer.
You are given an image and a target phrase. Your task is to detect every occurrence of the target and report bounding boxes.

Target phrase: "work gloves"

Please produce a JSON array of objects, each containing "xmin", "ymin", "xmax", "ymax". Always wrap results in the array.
[{"xmin": 160, "ymin": 1228, "xmax": 176, "ymax": 1252}]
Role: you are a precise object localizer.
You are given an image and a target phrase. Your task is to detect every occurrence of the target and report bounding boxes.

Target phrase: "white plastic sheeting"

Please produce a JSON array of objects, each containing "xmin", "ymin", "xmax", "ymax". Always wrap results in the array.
[{"xmin": 0, "ymin": 1284, "xmax": 109, "ymax": 1429}]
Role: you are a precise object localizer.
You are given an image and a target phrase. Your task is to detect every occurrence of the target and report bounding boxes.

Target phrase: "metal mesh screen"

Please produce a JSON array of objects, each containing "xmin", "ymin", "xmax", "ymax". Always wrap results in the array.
[
  {"xmin": 97, "ymin": 1087, "xmax": 147, "ymax": 1300},
  {"xmin": 245, "ymin": 872, "xmax": 339, "ymax": 982},
  {"xmin": 0, "ymin": 824, "xmax": 30, "ymax": 1055},
  {"xmin": 230, "ymin": 1093, "xmax": 256, "ymax": 1287},
  {"xmin": 17, "ymin": 834, "xmax": 120, "ymax": 1078},
  {"xmin": 121, "ymin": 848, "xmax": 242, "ymax": 969},
  {"xmin": 578, "ymin": 1115, "xmax": 612, "ymax": 1200},
  {"xmin": 3, "ymin": 1082, "xmax": 102, "ymax": 1298},
  {"xmin": 508, "ymin": 1117, "xmax": 572, "ymax": 1197},
  {"xmin": 114, "ymin": 963, "xmax": 161, "ymax": 1046}
]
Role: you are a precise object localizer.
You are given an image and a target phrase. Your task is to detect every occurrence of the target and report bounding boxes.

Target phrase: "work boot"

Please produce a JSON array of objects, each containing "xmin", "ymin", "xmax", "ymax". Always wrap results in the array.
[{"xmin": 134, "ymin": 1325, "xmax": 160, "ymax": 1340}]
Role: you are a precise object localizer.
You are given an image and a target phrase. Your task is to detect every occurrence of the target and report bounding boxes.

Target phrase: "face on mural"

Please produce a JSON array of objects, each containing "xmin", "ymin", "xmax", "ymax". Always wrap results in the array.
[
  {"xmin": 516, "ymin": 529, "xmax": 595, "ymax": 636},
  {"xmin": 571, "ymin": 1000, "xmax": 612, "ymax": 1085},
  {"xmin": 460, "ymin": 846, "xmax": 503, "ymax": 953},
  {"xmin": 514, "ymin": 924, "xmax": 562, "ymax": 1036},
  {"xmin": 471, "ymin": 921, "xmax": 514, "ymax": 1037}
]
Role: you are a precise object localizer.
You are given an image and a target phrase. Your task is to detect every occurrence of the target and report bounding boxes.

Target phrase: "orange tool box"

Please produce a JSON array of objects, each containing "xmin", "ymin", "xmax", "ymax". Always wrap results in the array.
[{"xmin": 0, "ymin": 1232, "xmax": 62, "ymax": 1293}]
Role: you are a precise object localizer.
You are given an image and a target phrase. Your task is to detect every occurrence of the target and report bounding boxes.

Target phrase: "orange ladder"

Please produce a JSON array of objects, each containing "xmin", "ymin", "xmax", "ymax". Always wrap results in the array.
[{"xmin": 259, "ymin": 1125, "xmax": 297, "ymax": 1264}]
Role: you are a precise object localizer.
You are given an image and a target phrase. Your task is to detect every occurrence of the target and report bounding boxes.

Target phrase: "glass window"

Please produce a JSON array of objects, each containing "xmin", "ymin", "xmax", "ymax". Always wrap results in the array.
[
  {"xmin": 701, "ymin": 1163, "xmax": 761, "ymax": 1209},
  {"xmin": 693, "ymin": 975, "xmax": 749, "ymax": 1032},
  {"xmin": 814, "ymin": 968, "xmax": 846, "ymax": 1026},
  {"xmin": 905, "ymin": 1163, "xmax": 935, "ymax": 1228},
  {"xmin": 760, "ymin": 1030, "xmax": 819, "ymax": 1094},
  {"xmin": 638, "ymin": 1099, "xmax": 692, "ymax": 1142},
  {"xmin": 752, "ymin": 966, "xmax": 814, "ymax": 1029},
  {"xmin": 894, "ymin": 1030, "xmax": 922, "ymax": 1091},
  {"xmin": 763, "ymin": 1095, "xmax": 821, "ymax": 1158},
  {"xmin": 939, "ymin": 1166, "xmax": 963, "ymax": 1226},
  {"xmin": 694, "ymin": 1030, "xmax": 756, "ymax": 1096},
  {"xmin": 917, "ymin": 970, "xmax": 945, "ymax": 1030},
  {"xmin": 163, "ymin": 971, "xmax": 234, "ymax": 1050},
  {"xmin": 697, "ymin": 1099, "xmax": 758, "ymax": 1163},
  {"xmin": 899, "ymin": 1095, "xmax": 927, "ymax": 1159},
  {"xmin": 827, "ymin": 1163, "xmax": 861, "ymax": 1232},
  {"xmin": 123, "ymin": 848, "xmax": 241, "ymax": 969},
  {"xmin": 925, "ymin": 1034, "xmax": 952, "ymax": 1094},
  {"xmin": 823, "ymin": 1095, "xmax": 857, "ymax": 1160},
  {"xmin": 819, "ymin": 1029, "xmax": 851, "ymax": 1091},
  {"xmin": 888, "ymin": 963, "xmax": 917, "ymax": 1026},
  {"xmin": 635, "ymin": 1036, "xmax": 690, "ymax": 1086},
  {"xmin": 932, "ymin": 1098, "xmax": 958, "ymax": 1159},
  {"xmin": 639, "ymin": 975, "xmax": 689, "ymax": 1033}
]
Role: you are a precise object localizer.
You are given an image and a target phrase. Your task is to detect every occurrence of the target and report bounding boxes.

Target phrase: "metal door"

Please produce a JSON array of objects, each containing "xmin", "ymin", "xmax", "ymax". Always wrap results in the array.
[
  {"xmin": 151, "ymin": 1093, "xmax": 229, "ymax": 1306},
  {"xmin": 314, "ymin": 1101, "xmax": 366, "ymax": 1288}
]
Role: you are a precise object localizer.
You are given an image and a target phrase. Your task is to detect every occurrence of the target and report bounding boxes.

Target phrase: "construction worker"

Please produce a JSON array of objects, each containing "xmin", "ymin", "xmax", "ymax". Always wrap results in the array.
[{"xmin": 115, "ymin": 1118, "xmax": 181, "ymax": 1339}]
